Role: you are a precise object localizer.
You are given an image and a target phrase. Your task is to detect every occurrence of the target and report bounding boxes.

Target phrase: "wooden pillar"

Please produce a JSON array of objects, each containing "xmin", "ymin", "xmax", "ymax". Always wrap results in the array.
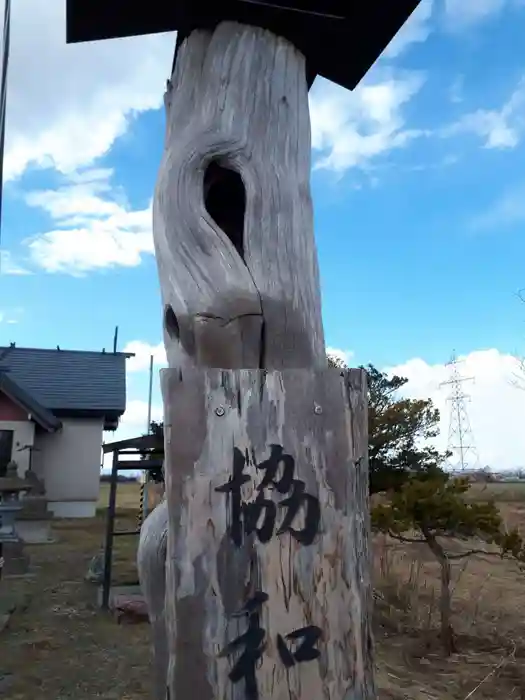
[
  {"xmin": 139, "ymin": 20, "xmax": 375, "ymax": 700},
  {"xmin": 153, "ymin": 21, "xmax": 324, "ymax": 371}
]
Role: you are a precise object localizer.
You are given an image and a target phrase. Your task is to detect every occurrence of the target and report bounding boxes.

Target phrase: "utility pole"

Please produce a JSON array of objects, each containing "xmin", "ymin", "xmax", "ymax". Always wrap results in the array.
[
  {"xmin": 0, "ymin": 0, "xmax": 11, "ymax": 275},
  {"xmin": 440, "ymin": 351, "xmax": 479, "ymax": 472},
  {"xmin": 141, "ymin": 354, "xmax": 154, "ymax": 521}
]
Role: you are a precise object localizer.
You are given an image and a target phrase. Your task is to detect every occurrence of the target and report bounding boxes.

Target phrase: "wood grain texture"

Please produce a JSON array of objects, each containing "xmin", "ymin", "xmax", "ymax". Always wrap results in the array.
[
  {"xmin": 162, "ymin": 366, "xmax": 374, "ymax": 700},
  {"xmin": 140, "ymin": 18, "xmax": 375, "ymax": 700},
  {"xmin": 152, "ymin": 21, "xmax": 325, "ymax": 371},
  {"xmin": 142, "ymin": 21, "xmax": 329, "ymax": 696}
]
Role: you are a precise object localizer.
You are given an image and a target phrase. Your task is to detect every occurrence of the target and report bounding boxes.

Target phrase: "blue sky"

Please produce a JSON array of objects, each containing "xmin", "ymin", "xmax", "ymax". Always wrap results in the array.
[{"xmin": 2, "ymin": 0, "xmax": 525, "ymax": 469}]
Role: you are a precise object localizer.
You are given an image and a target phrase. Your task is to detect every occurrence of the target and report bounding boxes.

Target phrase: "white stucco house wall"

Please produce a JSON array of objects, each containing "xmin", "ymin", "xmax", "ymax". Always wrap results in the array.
[{"xmin": 0, "ymin": 344, "xmax": 130, "ymax": 518}]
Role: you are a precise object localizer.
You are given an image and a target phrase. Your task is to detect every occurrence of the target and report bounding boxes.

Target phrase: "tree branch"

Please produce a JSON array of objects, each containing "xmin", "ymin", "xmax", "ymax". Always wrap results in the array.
[
  {"xmin": 387, "ymin": 530, "xmax": 424, "ymax": 544},
  {"xmin": 385, "ymin": 530, "xmax": 507, "ymax": 562},
  {"xmin": 446, "ymin": 548, "xmax": 502, "ymax": 561}
]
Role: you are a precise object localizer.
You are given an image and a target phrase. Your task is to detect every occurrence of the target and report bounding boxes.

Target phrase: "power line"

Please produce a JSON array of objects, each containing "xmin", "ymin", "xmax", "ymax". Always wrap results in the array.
[
  {"xmin": 236, "ymin": 1, "xmax": 345, "ymax": 19},
  {"xmin": 440, "ymin": 350, "xmax": 479, "ymax": 472}
]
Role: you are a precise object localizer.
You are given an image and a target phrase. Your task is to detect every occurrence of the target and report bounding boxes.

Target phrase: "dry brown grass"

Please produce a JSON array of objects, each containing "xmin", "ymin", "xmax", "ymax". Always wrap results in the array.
[
  {"xmin": 374, "ymin": 494, "xmax": 525, "ymax": 699},
  {"xmin": 1, "ymin": 500, "xmax": 150, "ymax": 699},
  {"xmin": 469, "ymin": 481, "xmax": 525, "ymax": 504},
  {"xmin": 2, "ymin": 481, "xmax": 525, "ymax": 698},
  {"xmin": 98, "ymin": 480, "xmax": 164, "ymax": 514}
]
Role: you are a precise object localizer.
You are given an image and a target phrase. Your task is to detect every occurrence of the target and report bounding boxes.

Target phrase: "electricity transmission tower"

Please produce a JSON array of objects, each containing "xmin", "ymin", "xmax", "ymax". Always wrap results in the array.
[{"xmin": 440, "ymin": 352, "xmax": 479, "ymax": 472}]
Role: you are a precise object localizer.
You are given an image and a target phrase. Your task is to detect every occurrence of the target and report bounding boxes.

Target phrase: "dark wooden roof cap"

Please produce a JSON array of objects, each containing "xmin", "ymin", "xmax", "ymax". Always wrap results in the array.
[{"xmin": 66, "ymin": 0, "xmax": 422, "ymax": 91}]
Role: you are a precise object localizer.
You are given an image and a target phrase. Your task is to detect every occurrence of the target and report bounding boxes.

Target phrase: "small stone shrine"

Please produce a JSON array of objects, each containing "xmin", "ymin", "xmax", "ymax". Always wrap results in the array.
[
  {"xmin": 0, "ymin": 462, "xmax": 32, "ymax": 576},
  {"xmin": 15, "ymin": 469, "xmax": 53, "ymax": 544}
]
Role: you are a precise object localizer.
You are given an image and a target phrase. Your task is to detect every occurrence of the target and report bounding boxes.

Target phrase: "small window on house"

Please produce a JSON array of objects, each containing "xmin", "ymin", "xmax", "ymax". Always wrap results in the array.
[{"xmin": 0, "ymin": 430, "xmax": 14, "ymax": 477}]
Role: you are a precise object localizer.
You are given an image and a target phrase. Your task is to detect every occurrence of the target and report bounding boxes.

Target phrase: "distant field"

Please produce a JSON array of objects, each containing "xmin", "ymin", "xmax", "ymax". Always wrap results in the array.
[
  {"xmin": 98, "ymin": 480, "xmax": 163, "ymax": 512},
  {"xmin": 97, "ymin": 478, "xmax": 525, "ymax": 511},
  {"xmin": 469, "ymin": 480, "xmax": 525, "ymax": 502}
]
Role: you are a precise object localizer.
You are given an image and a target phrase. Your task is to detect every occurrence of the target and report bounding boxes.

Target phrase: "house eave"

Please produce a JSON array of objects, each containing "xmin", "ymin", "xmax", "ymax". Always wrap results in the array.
[
  {"xmin": 50, "ymin": 407, "xmax": 124, "ymax": 431},
  {"xmin": 0, "ymin": 373, "xmax": 62, "ymax": 433}
]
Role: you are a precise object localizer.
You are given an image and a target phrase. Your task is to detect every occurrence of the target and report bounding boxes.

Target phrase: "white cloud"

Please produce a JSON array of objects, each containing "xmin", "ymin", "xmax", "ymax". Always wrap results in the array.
[
  {"xmin": 326, "ymin": 346, "xmax": 354, "ymax": 366},
  {"xmin": 388, "ymin": 349, "xmax": 525, "ymax": 471},
  {"xmin": 383, "ymin": 0, "xmax": 434, "ymax": 58},
  {"xmin": 0, "ymin": 307, "xmax": 23, "ymax": 324},
  {"xmin": 310, "ymin": 72, "xmax": 427, "ymax": 173},
  {"xmin": 102, "ymin": 339, "xmax": 167, "ymax": 467},
  {"xmin": 117, "ymin": 398, "xmax": 163, "ymax": 436},
  {"xmin": 102, "ymin": 398, "xmax": 163, "ymax": 470},
  {"xmin": 443, "ymin": 77, "xmax": 525, "ymax": 149},
  {"xmin": 0, "ymin": 250, "xmax": 31, "ymax": 275},
  {"xmin": 123, "ymin": 340, "xmax": 167, "ymax": 373},
  {"xmin": 4, "ymin": 0, "xmax": 174, "ymax": 180},
  {"xmin": 443, "ymin": 0, "xmax": 509, "ymax": 27},
  {"xmin": 469, "ymin": 183, "xmax": 525, "ymax": 231},
  {"xmin": 23, "ymin": 168, "xmax": 153, "ymax": 274},
  {"xmin": 449, "ymin": 75, "xmax": 464, "ymax": 104}
]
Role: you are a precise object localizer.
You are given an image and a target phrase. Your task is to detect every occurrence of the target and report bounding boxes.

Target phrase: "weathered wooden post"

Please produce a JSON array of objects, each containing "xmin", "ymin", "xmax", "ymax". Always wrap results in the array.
[{"xmin": 66, "ymin": 3, "xmax": 421, "ymax": 698}]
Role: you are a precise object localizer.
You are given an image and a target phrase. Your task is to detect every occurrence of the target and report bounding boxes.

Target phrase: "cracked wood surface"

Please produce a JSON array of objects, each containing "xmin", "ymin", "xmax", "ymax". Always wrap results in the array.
[
  {"xmin": 162, "ymin": 367, "xmax": 374, "ymax": 700},
  {"xmin": 152, "ymin": 20, "xmax": 325, "ymax": 371},
  {"xmin": 138, "ymin": 18, "xmax": 375, "ymax": 700}
]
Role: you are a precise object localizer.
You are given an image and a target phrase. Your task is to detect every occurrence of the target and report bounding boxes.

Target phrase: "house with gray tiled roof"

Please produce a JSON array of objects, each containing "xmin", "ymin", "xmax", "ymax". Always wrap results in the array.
[{"xmin": 0, "ymin": 344, "xmax": 131, "ymax": 518}]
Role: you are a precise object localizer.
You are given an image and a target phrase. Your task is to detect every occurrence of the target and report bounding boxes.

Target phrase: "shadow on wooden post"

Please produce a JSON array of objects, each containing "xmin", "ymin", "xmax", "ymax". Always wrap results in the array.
[{"xmin": 140, "ymin": 20, "xmax": 375, "ymax": 700}]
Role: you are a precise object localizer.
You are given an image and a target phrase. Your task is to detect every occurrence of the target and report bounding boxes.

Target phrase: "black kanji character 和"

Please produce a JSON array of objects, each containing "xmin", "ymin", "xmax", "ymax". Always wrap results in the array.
[
  {"xmin": 220, "ymin": 591, "xmax": 269, "ymax": 700},
  {"xmin": 276, "ymin": 625, "xmax": 322, "ymax": 669}
]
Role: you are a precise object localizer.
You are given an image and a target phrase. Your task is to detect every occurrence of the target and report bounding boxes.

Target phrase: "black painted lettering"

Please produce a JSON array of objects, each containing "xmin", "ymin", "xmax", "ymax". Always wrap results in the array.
[
  {"xmin": 243, "ymin": 490, "xmax": 277, "ymax": 544},
  {"xmin": 220, "ymin": 591, "xmax": 269, "ymax": 700},
  {"xmin": 217, "ymin": 444, "xmax": 322, "ymax": 547},
  {"xmin": 277, "ymin": 480, "xmax": 321, "ymax": 546},
  {"xmin": 215, "ymin": 447, "xmax": 251, "ymax": 547},
  {"xmin": 276, "ymin": 625, "xmax": 322, "ymax": 668},
  {"xmin": 256, "ymin": 443, "xmax": 295, "ymax": 494}
]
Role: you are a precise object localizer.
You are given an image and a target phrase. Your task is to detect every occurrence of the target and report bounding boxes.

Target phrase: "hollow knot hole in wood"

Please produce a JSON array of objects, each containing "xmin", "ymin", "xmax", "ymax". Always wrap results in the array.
[
  {"xmin": 164, "ymin": 305, "xmax": 180, "ymax": 341},
  {"xmin": 204, "ymin": 161, "xmax": 246, "ymax": 261}
]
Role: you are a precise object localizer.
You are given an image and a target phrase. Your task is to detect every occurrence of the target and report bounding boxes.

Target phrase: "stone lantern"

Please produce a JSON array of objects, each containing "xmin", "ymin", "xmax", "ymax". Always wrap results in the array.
[{"xmin": 0, "ymin": 462, "xmax": 32, "ymax": 577}]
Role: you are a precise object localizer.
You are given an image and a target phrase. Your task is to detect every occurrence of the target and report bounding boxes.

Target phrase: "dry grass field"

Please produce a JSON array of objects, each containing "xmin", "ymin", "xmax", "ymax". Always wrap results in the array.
[{"xmin": 1, "ymin": 480, "xmax": 524, "ymax": 699}]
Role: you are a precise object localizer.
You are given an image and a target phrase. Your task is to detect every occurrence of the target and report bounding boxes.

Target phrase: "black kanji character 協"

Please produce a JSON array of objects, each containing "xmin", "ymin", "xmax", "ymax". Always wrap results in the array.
[
  {"xmin": 277, "ymin": 480, "xmax": 321, "ymax": 546},
  {"xmin": 215, "ymin": 447, "xmax": 251, "ymax": 547},
  {"xmin": 256, "ymin": 444, "xmax": 295, "ymax": 494}
]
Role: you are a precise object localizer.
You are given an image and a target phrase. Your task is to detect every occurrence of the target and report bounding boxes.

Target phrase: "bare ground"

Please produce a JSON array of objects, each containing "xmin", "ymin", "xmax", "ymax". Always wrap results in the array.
[
  {"xmin": 1, "ymin": 505, "xmax": 152, "ymax": 700},
  {"xmin": 1, "ymin": 482, "xmax": 525, "ymax": 699}
]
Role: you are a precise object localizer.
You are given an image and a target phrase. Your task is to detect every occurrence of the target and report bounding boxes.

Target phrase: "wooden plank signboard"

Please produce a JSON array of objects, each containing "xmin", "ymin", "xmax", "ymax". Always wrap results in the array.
[{"xmin": 161, "ymin": 367, "xmax": 373, "ymax": 700}]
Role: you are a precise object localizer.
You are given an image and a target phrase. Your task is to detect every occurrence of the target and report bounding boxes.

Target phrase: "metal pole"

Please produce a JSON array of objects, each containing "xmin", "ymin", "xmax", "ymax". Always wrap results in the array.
[
  {"xmin": 0, "ymin": 0, "xmax": 11, "ymax": 275},
  {"xmin": 146, "ymin": 354, "xmax": 154, "ymax": 431},
  {"xmin": 142, "ymin": 354, "xmax": 154, "ymax": 520},
  {"xmin": 101, "ymin": 450, "xmax": 119, "ymax": 609}
]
